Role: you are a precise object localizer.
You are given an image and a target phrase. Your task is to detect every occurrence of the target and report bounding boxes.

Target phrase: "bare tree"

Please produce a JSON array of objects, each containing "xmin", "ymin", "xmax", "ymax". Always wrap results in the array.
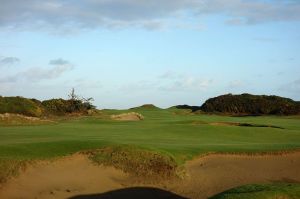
[{"xmin": 68, "ymin": 88, "xmax": 79, "ymax": 101}]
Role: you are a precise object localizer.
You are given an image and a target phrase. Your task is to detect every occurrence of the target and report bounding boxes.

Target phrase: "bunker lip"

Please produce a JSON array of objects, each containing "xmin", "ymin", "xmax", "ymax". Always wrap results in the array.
[
  {"xmin": 110, "ymin": 112, "xmax": 144, "ymax": 121},
  {"xmin": 209, "ymin": 122, "xmax": 284, "ymax": 129},
  {"xmin": 0, "ymin": 150, "xmax": 300, "ymax": 199},
  {"xmin": 82, "ymin": 146, "xmax": 179, "ymax": 182},
  {"xmin": 0, "ymin": 113, "xmax": 53, "ymax": 125}
]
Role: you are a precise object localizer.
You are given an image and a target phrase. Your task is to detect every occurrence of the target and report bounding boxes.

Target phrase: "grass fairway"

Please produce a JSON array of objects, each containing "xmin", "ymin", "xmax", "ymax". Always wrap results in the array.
[{"xmin": 1, "ymin": 107, "xmax": 300, "ymax": 161}]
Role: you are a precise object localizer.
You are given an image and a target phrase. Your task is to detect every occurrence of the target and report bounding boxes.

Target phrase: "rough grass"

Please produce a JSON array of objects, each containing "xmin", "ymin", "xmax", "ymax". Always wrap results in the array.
[
  {"xmin": 0, "ymin": 96, "xmax": 43, "ymax": 117},
  {"xmin": 209, "ymin": 183, "xmax": 300, "ymax": 199},
  {"xmin": 0, "ymin": 159, "xmax": 27, "ymax": 184},
  {"xmin": 84, "ymin": 145, "xmax": 180, "ymax": 180}
]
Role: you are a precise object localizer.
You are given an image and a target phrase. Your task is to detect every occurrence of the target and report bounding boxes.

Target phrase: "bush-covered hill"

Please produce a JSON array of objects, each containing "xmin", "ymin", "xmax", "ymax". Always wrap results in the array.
[
  {"xmin": 0, "ymin": 96, "xmax": 95, "ymax": 117},
  {"xmin": 200, "ymin": 93, "xmax": 300, "ymax": 115},
  {"xmin": 0, "ymin": 96, "xmax": 43, "ymax": 117}
]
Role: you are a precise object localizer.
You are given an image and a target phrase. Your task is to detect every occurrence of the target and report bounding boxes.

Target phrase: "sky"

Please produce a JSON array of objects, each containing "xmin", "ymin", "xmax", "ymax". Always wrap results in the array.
[{"xmin": 0, "ymin": 0, "xmax": 299, "ymax": 109}]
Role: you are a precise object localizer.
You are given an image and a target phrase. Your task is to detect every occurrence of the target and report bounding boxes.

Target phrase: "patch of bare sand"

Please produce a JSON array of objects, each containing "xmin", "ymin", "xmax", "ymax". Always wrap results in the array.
[
  {"xmin": 0, "ymin": 152, "xmax": 300, "ymax": 199},
  {"xmin": 167, "ymin": 152, "xmax": 300, "ymax": 199},
  {"xmin": 0, "ymin": 154, "xmax": 129, "ymax": 199},
  {"xmin": 111, "ymin": 112, "xmax": 144, "ymax": 121},
  {"xmin": 0, "ymin": 113, "xmax": 53, "ymax": 125}
]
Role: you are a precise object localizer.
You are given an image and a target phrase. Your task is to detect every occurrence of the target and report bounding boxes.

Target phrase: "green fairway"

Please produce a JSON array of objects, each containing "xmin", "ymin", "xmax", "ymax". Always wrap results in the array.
[{"xmin": 1, "ymin": 108, "xmax": 300, "ymax": 161}]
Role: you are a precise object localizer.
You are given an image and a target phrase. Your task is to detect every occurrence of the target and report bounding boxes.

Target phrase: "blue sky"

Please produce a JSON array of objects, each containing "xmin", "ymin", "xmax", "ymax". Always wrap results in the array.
[{"xmin": 0, "ymin": 0, "xmax": 299, "ymax": 109}]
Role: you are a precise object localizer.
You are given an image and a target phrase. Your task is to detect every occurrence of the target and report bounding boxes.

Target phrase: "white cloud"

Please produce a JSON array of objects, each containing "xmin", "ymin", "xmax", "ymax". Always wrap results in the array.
[
  {"xmin": 122, "ymin": 71, "xmax": 214, "ymax": 92},
  {"xmin": 159, "ymin": 76, "xmax": 213, "ymax": 92},
  {"xmin": 198, "ymin": 0, "xmax": 300, "ymax": 25},
  {"xmin": 22, "ymin": 65, "xmax": 73, "ymax": 81},
  {"xmin": 0, "ymin": 58, "xmax": 74, "ymax": 83},
  {"xmin": 0, "ymin": 0, "xmax": 299, "ymax": 32}
]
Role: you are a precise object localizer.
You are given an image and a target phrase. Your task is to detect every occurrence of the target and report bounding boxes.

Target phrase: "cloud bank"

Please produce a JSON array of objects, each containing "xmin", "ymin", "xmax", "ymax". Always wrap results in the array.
[
  {"xmin": 0, "ymin": 58, "xmax": 73, "ymax": 83},
  {"xmin": 0, "ymin": 0, "xmax": 299, "ymax": 31},
  {"xmin": 120, "ymin": 71, "xmax": 214, "ymax": 93}
]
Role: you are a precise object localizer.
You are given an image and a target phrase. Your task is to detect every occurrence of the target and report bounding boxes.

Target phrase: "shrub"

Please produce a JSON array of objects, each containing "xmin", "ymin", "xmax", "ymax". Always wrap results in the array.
[
  {"xmin": 200, "ymin": 93, "xmax": 300, "ymax": 115},
  {"xmin": 42, "ymin": 98, "xmax": 93, "ymax": 115}
]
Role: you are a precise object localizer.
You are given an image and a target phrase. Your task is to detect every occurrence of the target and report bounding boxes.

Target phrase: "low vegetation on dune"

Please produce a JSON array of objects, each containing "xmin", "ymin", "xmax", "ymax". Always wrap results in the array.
[
  {"xmin": 130, "ymin": 104, "xmax": 161, "ymax": 110},
  {"xmin": 210, "ymin": 183, "xmax": 300, "ymax": 199},
  {"xmin": 0, "ymin": 89, "xmax": 95, "ymax": 117},
  {"xmin": 85, "ymin": 146, "xmax": 179, "ymax": 180},
  {"xmin": 0, "ymin": 96, "xmax": 43, "ymax": 117},
  {"xmin": 0, "ymin": 159, "xmax": 27, "ymax": 184},
  {"xmin": 200, "ymin": 93, "xmax": 300, "ymax": 115}
]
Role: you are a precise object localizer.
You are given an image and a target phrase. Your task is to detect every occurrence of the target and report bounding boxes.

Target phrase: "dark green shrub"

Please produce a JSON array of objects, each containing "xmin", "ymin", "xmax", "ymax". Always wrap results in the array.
[
  {"xmin": 200, "ymin": 93, "xmax": 300, "ymax": 115},
  {"xmin": 42, "ymin": 98, "xmax": 94, "ymax": 115}
]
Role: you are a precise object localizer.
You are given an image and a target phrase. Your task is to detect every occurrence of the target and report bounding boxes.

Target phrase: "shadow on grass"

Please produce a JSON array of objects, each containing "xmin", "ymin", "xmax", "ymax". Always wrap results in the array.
[{"xmin": 68, "ymin": 187, "xmax": 188, "ymax": 199}]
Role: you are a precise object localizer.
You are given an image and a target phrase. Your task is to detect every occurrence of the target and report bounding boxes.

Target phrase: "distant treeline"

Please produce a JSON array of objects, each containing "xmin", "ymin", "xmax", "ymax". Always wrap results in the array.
[
  {"xmin": 0, "ymin": 96, "xmax": 95, "ymax": 117},
  {"xmin": 177, "ymin": 94, "xmax": 300, "ymax": 116}
]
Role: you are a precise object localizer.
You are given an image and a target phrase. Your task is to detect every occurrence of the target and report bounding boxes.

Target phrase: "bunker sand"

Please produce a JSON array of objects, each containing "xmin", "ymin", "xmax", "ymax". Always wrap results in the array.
[
  {"xmin": 0, "ymin": 152, "xmax": 300, "ymax": 199},
  {"xmin": 171, "ymin": 152, "xmax": 300, "ymax": 199}
]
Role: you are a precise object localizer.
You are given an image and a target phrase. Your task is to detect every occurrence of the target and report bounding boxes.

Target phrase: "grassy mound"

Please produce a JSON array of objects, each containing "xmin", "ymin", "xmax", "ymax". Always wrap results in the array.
[
  {"xmin": 209, "ymin": 183, "xmax": 300, "ymax": 199},
  {"xmin": 85, "ymin": 146, "xmax": 179, "ymax": 180},
  {"xmin": 0, "ymin": 96, "xmax": 43, "ymax": 117},
  {"xmin": 131, "ymin": 104, "xmax": 161, "ymax": 110}
]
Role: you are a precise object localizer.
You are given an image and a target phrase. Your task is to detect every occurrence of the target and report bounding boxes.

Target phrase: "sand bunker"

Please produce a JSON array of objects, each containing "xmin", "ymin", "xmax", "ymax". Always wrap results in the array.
[
  {"xmin": 111, "ymin": 112, "xmax": 144, "ymax": 121},
  {"xmin": 170, "ymin": 152, "xmax": 300, "ymax": 199},
  {"xmin": 0, "ymin": 152, "xmax": 299, "ymax": 199},
  {"xmin": 0, "ymin": 113, "xmax": 52, "ymax": 125},
  {"xmin": 0, "ymin": 155, "xmax": 129, "ymax": 199}
]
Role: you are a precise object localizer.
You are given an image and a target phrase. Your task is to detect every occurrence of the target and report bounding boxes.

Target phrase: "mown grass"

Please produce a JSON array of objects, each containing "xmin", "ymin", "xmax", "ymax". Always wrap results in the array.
[
  {"xmin": 1, "ymin": 108, "xmax": 300, "ymax": 159},
  {"xmin": 209, "ymin": 183, "xmax": 300, "ymax": 199},
  {"xmin": 0, "ymin": 107, "xmax": 300, "ymax": 182}
]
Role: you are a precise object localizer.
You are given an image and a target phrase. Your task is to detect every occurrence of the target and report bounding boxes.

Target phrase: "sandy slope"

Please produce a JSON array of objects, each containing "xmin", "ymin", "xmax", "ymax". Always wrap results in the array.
[
  {"xmin": 0, "ymin": 152, "xmax": 299, "ymax": 199},
  {"xmin": 171, "ymin": 152, "xmax": 300, "ymax": 199},
  {"xmin": 0, "ymin": 155, "xmax": 129, "ymax": 199}
]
